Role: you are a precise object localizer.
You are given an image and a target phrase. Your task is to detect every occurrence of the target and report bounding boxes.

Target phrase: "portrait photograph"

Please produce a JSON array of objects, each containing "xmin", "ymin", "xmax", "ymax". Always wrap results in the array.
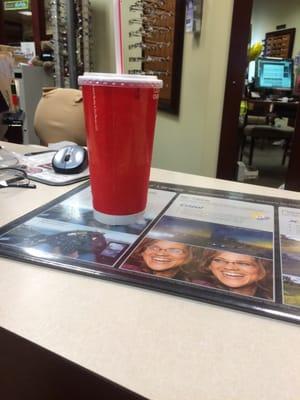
[
  {"xmin": 145, "ymin": 215, "xmax": 274, "ymax": 259},
  {"xmin": 120, "ymin": 237, "xmax": 274, "ymax": 301}
]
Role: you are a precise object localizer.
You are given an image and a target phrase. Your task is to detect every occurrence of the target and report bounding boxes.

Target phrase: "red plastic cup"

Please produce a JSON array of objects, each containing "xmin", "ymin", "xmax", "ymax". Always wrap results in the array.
[{"xmin": 78, "ymin": 73, "xmax": 163, "ymax": 225}]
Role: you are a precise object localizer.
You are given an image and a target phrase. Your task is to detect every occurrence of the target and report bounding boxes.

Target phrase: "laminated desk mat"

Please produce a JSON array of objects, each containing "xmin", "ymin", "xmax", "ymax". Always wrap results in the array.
[
  {"xmin": 1, "ymin": 180, "xmax": 300, "ymax": 325},
  {"xmin": 17, "ymin": 152, "xmax": 89, "ymax": 186}
]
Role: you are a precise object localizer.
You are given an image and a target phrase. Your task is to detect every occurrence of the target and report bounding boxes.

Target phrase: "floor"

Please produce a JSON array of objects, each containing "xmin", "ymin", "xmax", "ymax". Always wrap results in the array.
[{"xmin": 239, "ymin": 139, "xmax": 288, "ymax": 188}]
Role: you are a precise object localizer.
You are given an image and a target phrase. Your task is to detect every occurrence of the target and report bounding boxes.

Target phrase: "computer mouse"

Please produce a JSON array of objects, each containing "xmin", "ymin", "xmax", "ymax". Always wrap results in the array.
[{"xmin": 52, "ymin": 145, "xmax": 88, "ymax": 174}]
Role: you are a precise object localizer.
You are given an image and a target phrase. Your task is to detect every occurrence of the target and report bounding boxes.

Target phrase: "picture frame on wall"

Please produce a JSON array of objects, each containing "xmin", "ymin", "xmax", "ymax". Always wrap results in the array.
[{"xmin": 264, "ymin": 28, "xmax": 296, "ymax": 58}]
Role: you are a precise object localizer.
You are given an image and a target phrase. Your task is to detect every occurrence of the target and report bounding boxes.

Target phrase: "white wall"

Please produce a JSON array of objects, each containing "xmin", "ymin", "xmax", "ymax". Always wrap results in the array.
[
  {"xmin": 90, "ymin": 0, "xmax": 116, "ymax": 72},
  {"xmin": 249, "ymin": 0, "xmax": 300, "ymax": 79},
  {"xmin": 89, "ymin": 0, "xmax": 234, "ymax": 177}
]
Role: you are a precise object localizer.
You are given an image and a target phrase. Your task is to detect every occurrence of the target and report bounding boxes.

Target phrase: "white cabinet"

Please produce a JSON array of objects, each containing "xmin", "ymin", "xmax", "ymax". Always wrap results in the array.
[{"xmin": 14, "ymin": 65, "xmax": 54, "ymax": 144}]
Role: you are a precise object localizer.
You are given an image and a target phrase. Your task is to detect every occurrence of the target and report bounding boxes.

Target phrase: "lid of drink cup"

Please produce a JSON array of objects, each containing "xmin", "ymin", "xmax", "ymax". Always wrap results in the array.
[{"xmin": 78, "ymin": 72, "xmax": 163, "ymax": 88}]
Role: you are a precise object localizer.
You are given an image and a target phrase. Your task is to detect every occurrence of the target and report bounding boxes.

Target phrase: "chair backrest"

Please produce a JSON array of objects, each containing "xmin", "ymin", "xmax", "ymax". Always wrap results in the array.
[
  {"xmin": 245, "ymin": 100, "xmax": 271, "ymax": 125},
  {"xmin": 246, "ymin": 125, "xmax": 294, "ymax": 139},
  {"xmin": 34, "ymin": 88, "xmax": 86, "ymax": 146},
  {"xmin": 272, "ymin": 102, "xmax": 298, "ymax": 127}
]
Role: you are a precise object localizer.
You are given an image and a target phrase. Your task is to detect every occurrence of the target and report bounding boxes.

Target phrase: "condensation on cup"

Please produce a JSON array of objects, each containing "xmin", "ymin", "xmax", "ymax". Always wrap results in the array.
[{"xmin": 78, "ymin": 73, "xmax": 163, "ymax": 225}]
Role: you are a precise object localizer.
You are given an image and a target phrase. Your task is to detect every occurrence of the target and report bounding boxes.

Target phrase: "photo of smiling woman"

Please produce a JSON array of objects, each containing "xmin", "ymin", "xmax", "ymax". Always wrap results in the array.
[
  {"xmin": 121, "ymin": 238, "xmax": 199, "ymax": 279},
  {"xmin": 191, "ymin": 249, "xmax": 273, "ymax": 300}
]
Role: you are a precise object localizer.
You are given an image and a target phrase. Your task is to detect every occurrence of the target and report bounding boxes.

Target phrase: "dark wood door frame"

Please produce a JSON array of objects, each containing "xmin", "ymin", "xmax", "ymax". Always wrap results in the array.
[
  {"xmin": 31, "ymin": 0, "xmax": 47, "ymax": 55},
  {"xmin": 285, "ymin": 109, "xmax": 300, "ymax": 190},
  {"xmin": 0, "ymin": 1, "xmax": 5, "ymax": 43},
  {"xmin": 0, "ymin": 0, "xmax": 46, "ymax": 54},
  {"xmin": 216, "ymin": 0, "xmax": 253, "ymax": 181},
  {"xmin": 216, "ymin": 0, "xmax": 300, "ymax": 191}
]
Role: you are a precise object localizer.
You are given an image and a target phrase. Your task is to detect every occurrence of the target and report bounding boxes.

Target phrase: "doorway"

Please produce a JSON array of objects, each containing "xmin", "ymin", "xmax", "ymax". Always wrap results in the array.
[
  {"xmin": 217, "ymin": 0, "xmax": 300, "ymax": 191},
  {"xmin": 0, "ymin": 0, "xmax": 47, "ymax": 53}
]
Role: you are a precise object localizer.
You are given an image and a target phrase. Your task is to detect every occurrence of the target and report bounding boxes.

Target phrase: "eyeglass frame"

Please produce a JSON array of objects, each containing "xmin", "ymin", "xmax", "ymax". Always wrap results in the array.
[
  {"xmin": 145, "ymin": 244, "xmax": 188, "ymax": 256},
  {"xmin": 211, "ymin": 257, "xmax": 259, "ymax": 269},
  {"xmin": 0, "ymin": 167, "xmax": 36, "ymax": 189}
]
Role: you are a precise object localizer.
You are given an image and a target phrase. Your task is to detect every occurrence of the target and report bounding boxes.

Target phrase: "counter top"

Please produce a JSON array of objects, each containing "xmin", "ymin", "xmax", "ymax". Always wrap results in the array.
[{"xmin": 1, "ymin": 141, "xmax": 300, "ymax": 400}]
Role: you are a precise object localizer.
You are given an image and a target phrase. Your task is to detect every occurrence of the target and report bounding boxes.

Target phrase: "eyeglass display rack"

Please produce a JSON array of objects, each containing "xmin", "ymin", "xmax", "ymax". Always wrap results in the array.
[
  {"xmin": 127, "ymin": 0, "xmax": 185, "ymax": 114},
  {"xmin": 49, "ymin": 0, "xmax": 93, "ymax": 88}
]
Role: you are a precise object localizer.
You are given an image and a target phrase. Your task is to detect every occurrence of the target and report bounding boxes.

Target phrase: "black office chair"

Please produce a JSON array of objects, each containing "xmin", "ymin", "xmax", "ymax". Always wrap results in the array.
[
  {"xmin": 240, "ymin": 124, "xmax": 294, "ymax": 166},
  {"xmin": 239, "ymin": 100, "xmax": 294, "ymax": 166}
]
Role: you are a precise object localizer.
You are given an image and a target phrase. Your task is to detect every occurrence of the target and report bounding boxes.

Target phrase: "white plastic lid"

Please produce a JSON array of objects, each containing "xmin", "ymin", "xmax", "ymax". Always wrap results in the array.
[
  {"xmin": 83, "ymin": 72, "xmax": 155, "ymax": 80},
  {"xmin": 78, "ymin": 72, "xmax": 163, "ymax": 88}
]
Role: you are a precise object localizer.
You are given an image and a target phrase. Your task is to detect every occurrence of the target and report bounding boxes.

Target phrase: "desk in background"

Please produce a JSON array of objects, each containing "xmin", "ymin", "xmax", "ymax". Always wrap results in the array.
[
  {"xmin": 1, "ymin": 142, "xmax": 300, "ymax": 400},
  {"xmin": 247, "ymin": 98, "xmax": 299, "ymax": 126},
  {"xmin": 240, "ymin": 99, "xmax": 299, "ymax": 166}
]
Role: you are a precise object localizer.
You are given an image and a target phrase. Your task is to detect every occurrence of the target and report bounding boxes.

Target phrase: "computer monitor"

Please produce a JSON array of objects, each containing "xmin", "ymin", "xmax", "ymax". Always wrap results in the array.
[{"xmin": 254, "ymin": 57, "xmax": 294, "ymax": 91}]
